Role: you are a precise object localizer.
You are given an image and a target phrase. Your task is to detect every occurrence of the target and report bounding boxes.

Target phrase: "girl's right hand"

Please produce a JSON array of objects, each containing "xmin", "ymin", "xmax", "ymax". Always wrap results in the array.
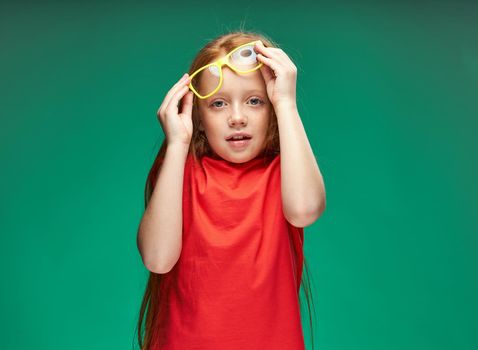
[{"xmin": 156, "ymin": 73, "xmax": 194, "ymax": 147}]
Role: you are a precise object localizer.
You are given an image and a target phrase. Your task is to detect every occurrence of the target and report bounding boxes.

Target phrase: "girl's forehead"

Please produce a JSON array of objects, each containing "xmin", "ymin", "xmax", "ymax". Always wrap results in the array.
[
  {"xmin": 203, "ymin": 66, "xmax": 264, "ymax": 86},
  {"xmin": 201, "ymin": 73, "xmax": 266, "ymax": 100}
]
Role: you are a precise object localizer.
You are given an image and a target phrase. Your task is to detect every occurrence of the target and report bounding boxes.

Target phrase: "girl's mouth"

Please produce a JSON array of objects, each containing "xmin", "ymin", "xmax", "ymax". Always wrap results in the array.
[{"xmin": 226, "ymin": 138, "xmax": 252, "ymax": 149}]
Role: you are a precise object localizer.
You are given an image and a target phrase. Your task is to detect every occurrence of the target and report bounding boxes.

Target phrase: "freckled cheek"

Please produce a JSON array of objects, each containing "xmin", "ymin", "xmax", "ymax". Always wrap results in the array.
[{"xmin": 208, "ymin": 125, "xmax": 228, "ymax": 143}]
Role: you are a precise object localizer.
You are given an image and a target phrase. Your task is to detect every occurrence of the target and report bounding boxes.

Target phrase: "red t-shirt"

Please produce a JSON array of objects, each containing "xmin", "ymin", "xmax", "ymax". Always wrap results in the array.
[{"xmin": 152, "ymin": 153, "xmax": 305, "ymax": 349}]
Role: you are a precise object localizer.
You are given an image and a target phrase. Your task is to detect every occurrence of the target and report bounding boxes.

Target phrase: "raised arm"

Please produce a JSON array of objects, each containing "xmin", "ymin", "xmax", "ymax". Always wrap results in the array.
[
  {"xmin": 276, "ymin": 102, "xmax": 326, "ymax": 228},
  {"xmin": 137, "ymin": 143, "xmax": 189, "ymax": 274},
  {"xmin": 252, "ymin": 41, "xmax": 326, "ymax": 227}
]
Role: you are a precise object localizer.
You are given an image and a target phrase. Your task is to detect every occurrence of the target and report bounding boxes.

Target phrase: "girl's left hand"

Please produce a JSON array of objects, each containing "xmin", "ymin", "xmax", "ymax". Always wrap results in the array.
[{"xmin": 254, "ymin": 41, "xmax": 297, "ymax": 110}]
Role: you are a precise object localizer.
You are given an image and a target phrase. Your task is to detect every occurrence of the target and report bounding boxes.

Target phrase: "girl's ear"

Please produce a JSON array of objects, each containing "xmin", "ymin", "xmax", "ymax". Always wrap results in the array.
[{"xmin": 198, "ymin": 121, "xmax": 205, "ymax": 132}]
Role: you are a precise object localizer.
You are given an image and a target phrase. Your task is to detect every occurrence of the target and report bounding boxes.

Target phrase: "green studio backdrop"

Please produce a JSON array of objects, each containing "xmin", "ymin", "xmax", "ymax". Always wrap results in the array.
[{"xmin": 1, "ymin": 1, "xmax": 477, "ymax": 349}]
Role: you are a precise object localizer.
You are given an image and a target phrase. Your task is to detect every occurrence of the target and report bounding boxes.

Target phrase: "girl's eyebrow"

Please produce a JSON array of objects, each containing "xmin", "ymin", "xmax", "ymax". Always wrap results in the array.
[{"xmin": 212, "ymin": 89, "xmax": 266, "ymax": 97}]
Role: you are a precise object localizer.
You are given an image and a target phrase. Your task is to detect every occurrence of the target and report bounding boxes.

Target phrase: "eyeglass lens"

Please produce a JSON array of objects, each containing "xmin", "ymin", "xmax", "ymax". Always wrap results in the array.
[{"xmin": 190, "ymin": 45, "xmax": 260, "ymax": 98}]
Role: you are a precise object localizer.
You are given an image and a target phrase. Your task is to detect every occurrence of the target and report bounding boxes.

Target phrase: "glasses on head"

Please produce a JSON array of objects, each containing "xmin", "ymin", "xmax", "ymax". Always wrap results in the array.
[{"xmin": 188, "ymin": 41, "xmax": 264, "ymax": 100}]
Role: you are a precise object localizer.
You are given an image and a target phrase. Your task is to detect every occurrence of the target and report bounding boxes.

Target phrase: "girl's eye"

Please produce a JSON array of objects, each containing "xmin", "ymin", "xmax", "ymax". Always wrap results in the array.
[
  {"xmin": 209, "ymin": 97, "xmax": 264, "ymax": 108},
  {"xmin": 211, "ymin": 100, "xmax": 224, "ymax": 108},
  {"xmin": 249, "ymin": 97, "xmax": 264, "ymax": 105}
]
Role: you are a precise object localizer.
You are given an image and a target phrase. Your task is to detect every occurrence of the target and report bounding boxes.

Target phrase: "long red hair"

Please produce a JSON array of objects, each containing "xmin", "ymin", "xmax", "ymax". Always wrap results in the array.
[{"xmin": 134, "ymin": 30, "xmax": 317, "ymax": 349}]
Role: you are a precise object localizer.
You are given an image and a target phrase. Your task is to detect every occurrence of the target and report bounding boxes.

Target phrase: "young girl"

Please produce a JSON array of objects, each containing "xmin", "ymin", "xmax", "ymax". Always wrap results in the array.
[{"xmin": 136, "ymin": 31, "xmax": 326, "ymax": 349}]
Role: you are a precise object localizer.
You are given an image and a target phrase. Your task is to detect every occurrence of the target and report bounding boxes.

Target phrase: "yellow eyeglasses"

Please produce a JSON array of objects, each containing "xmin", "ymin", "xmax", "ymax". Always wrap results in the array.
[{"xmin": 188, "ymin": 40, "xmax": 264, "ymax": 100}]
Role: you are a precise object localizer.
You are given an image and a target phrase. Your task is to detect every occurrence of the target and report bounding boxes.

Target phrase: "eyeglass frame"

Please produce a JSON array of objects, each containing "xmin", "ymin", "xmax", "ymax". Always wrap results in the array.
[{"xmin": 188, "ymin": 40, "xmax": 264, "ymax": 100}]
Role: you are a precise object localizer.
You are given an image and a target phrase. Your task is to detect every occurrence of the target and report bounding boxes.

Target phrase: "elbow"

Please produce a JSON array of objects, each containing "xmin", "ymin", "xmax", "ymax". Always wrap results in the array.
[
  {"xmin": 144, "ymin": 258, "xmax": 174, "ymax": 274},
  {"xmin": 286, "ymin": 211, "xmax": 317, "ymax": 228},
  {"xmin": 142, "ymin": 253, "xmax": 179, "ymax": 274},
  {"xmin": 137, "ymin": 232, "xmax": 180, "ymax": 274},
  {"xmin": 285, "ymin": 197, "xmax": 326, "ymax": 228},
  {"xmin": 308, "ymin": 195, "xmax": 326, "ymax": 224},
  {"xmin": 137, "ymin": 224, "xmax": 182, "ymax": 274},
  {"xmin": 284, "ymin": 209, "xmax": 313, "ymax": 228}
]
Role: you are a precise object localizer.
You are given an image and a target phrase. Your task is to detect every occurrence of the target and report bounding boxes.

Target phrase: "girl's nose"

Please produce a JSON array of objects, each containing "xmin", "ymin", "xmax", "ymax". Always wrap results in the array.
[
  {"xmin": 228, "ymin": 104, "xmax": 248, "ymax": 125},
  {"xmin": 229, "ymin": 113, "xmax": 247, "ymax": 126}
]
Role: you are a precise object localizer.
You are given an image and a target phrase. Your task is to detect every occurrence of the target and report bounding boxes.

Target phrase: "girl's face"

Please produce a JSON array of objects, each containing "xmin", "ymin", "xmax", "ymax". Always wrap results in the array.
[{"xmin": 197, "ymin": 65, "xmax": 272, "ymax": 164}]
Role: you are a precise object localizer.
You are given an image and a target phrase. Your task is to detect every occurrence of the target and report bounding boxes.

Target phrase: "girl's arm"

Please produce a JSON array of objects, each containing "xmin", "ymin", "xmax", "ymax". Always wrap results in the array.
[
  {"xmin": 136, "ymin": 143, "xmax": 189, "ymax": 274},
  {"xmin": 253, "ymin": 41, "xmax": 325, "ymax": 227},
  {"xmin": 276, "ymin": 101, "xmax": 326, "ymax": 228}
]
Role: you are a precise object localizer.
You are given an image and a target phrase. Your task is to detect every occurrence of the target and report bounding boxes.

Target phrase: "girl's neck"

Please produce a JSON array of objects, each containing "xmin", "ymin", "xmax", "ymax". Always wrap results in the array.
[
  {"xmin": 200, "ymin": 153, "xmax": 277, "ymax": 172},
  {"xmin": 205, "ymin": 150, "xmax": 269, "ymax": 161}
]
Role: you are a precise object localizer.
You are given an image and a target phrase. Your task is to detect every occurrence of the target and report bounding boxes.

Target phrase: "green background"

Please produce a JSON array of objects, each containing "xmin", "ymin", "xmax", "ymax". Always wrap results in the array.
[{"xmin": 1, "ymin": 1, "xmax": 477, "ymax": 349}]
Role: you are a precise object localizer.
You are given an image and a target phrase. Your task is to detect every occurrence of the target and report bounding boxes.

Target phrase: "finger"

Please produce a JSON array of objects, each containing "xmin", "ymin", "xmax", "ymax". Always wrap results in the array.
[
  {"xmin": 256, "ymin": 53, "xmax": 281, "ymax": 77},
  {"xmin": 158, "ymin": 74, "xmax": 190, "ymax": 114},
  {"xmin": 255, "ymin": 41, "xmax": 290, "ymax": 67},
  {"xmin": 254, "ymin": 41, "xmax": 281, "ymax": 59},
  {"xmin": 273, "ymin": 50, "xmax": 297, "ymax": 70},
  {"xmin": 259, "ymin": 62, "xmax": 275, "ymax": 84},
  {"xmin": 163, "ymin": 75, "xmax": 190, "ymax": 109},
  {"xmin": 158, "ymin": 75, "xmax": 188, "ymax": 116},
  {"xmin": 165, "ymin": 84, "xmax": 190, "ymax": 113},
  {"xmin": 255, "ymin": 43, "xmax": 285, "ymax": 71},
  {"xmin": 179, "ymin": 91, "xmax": 194, "ymax": 118}
]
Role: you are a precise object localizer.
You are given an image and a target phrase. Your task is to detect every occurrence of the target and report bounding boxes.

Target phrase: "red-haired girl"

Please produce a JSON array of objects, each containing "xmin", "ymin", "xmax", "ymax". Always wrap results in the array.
[{"xmin": 136, "ymin": 31, "xmax": 326, "ymax": 350}]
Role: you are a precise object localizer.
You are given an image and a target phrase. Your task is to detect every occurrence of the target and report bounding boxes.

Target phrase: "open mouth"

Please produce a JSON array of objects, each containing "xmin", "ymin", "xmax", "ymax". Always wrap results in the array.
[
  {"xmin": 226, "ymin": 136, "xmax": 252, "ymax": 141},
  {"xmin": 226, "ymin": 136, "xmax": 252, "ymax": 149}
]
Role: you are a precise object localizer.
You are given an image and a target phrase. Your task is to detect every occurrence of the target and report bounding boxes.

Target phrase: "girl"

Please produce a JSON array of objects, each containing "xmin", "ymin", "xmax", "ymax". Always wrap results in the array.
[{"xmin": 136, "ymin": 31, "xmax": 326, "ymax": 349}]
